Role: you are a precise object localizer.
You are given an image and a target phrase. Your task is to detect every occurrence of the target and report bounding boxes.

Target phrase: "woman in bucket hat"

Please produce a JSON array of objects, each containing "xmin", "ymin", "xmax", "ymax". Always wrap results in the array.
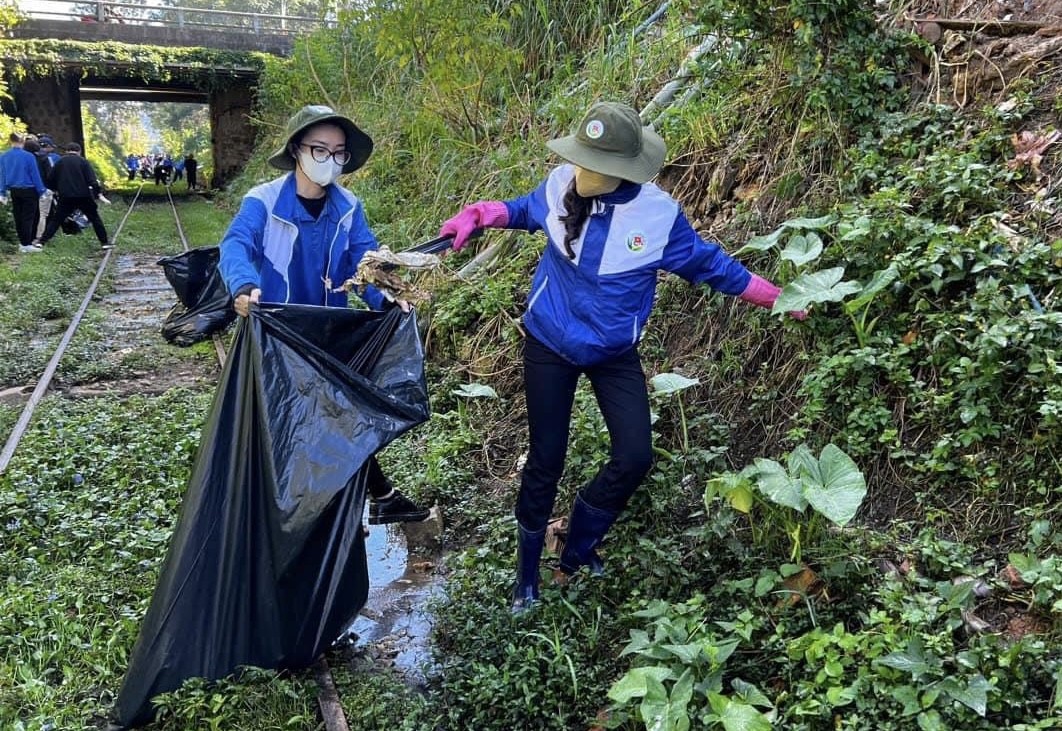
[
  {"xmin": 439, "ymin": 101, "xmax": 805, "ymax": 612},
  {"xmin": 219, "ymin": 104, "xmax": 430, "ymax": 525}
]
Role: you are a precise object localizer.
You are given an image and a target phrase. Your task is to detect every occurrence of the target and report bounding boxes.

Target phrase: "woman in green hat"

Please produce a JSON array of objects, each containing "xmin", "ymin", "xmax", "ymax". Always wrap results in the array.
[
  {"xmin": 439, "ymin": 101, "xmax": 805, "ymax": 612},
  {"xmin": 219, "ymin": 104, "xmax": 429, "ymax": 525}
]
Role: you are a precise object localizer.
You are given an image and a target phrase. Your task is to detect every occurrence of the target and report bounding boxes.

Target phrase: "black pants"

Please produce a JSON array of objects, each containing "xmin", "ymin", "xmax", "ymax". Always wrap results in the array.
[
  {"xmin": 365, "ymin": 456, "xmax": 393, "ymax": 499},
  {"xmin": 516, "ymin": 334, "xmax": 653, "ymax": 531},
  {"xmin": 9, "ymin": 187, "xmax": 39, "ymax": 246},
  {"xmin": 40, "ymin": 196, "xmax": 108, "ymax": 245}
]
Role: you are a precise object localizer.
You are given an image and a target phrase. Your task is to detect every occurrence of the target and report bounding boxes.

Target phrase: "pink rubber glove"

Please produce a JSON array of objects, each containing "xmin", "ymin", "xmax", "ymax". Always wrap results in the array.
[
  {"xmin": 738, "ymin": 274, "xmax": 806, "ymax": 320},
  {"xmin": 439, "ymin": 201, "xmax": 509, "ymax": 251}
]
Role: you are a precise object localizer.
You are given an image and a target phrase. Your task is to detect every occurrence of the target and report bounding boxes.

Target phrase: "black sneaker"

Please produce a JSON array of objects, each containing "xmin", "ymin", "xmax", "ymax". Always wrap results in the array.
[{"xmin": 368, "ymin": 490, "xmax": 430, "ymax": 524}]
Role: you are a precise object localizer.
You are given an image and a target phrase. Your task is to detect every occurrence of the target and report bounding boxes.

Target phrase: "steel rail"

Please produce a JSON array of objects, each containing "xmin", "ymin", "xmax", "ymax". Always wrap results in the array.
[{"xmin": 0, "ymin": 184, "xmax": 144, "ymax": 475}]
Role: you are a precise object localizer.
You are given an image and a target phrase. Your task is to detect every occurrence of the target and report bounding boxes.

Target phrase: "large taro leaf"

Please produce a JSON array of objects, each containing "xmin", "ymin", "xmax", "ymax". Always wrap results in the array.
[
  {"xmin": 608, "ymin": 666, "xmax": 674, "ymax": 703},
  {"xmin": 844, "ymin": 264, "xmax": 900, "ymax": 313},
  {"xmin": 772, "ymin": 268, "xmax": 862, "ymax": 314},
  {"xmin": 734, "ymin": 228, "xmax": 784, "ymax": 256},
  {"xmin": 753, "ymin": 457, "xmax": 807, "ymax": 511},
  {"xmin": 707, "ymin": 694, "xmax": 774, "ymax": 731},
  {"xmin": 651, "ymin": 372, "xmax": 700, "ymax": 395},
  {"xmin": 800, "ymin": 444, "xmax": 866, "ymax": 527},
  {"xmin": 780, "ymin": 214, "xmax": 835, "ymax": 230},
  {"xmin": 639, "ymin": 673, "xmax": 691, "ymax": 731},
  {"xmin": 734, "ymin": 214, "xmax": 835, "ymax": 257},
  {"xmin": 780, "ymin": 232, "xmax": 824, "ymax": 267}
]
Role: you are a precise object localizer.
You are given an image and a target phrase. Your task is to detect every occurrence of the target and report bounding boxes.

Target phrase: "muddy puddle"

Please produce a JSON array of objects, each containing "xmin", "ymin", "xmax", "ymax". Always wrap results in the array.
[{"xmin": 351, "ymin": 509, "xmax": 444, "ymax": 686}]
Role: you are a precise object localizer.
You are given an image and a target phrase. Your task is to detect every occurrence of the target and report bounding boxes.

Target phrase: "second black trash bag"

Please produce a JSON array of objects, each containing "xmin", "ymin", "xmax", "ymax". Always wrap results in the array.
[
  {"xmin": 60, "ymin": 210, "xmax": 89, "ymax": 235},
  {"xmin": 113, "ymin": 303, "xmax": 430, "ymax": 728},
  {"xmin": 158, "ymin": 246, "xmax": 237, "ymax": 346}
]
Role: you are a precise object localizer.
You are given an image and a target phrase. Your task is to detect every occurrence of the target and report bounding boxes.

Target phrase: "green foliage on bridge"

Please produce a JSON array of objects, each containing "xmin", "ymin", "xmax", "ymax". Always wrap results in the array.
[{"xmin": 0, "ymin": 39, "xmax": 268, "ymax": 90}]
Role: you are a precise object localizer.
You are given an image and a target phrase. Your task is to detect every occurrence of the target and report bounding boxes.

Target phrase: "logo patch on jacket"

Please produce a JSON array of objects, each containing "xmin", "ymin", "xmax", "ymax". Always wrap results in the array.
[{"xmin": 626, "ymin": 231, "xmax": 647, "ymax": 252}]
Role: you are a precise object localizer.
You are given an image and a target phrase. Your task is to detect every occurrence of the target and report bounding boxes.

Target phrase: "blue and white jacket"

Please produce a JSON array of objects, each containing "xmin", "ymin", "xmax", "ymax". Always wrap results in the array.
[
  {"xmin": 506, "ymin": 164, "xmax": 753, "ymax": 366},
  {"xmin": 219, "ymin": 173, "xmax": 386, "ymax": 310}
]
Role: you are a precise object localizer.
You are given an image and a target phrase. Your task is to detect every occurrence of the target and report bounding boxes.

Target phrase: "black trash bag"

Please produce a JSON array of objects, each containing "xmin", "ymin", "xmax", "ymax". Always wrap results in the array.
[
  {"xmin": 157, "ymin": 246, "xmax": 237, "ymax": 346},
  {"xmin": 60, "ymin": 210, "xmax": 89, "ymax": 235},
  {"xmin": 113, "ymin": 304, "xmax": 430, "ymax": 728}
]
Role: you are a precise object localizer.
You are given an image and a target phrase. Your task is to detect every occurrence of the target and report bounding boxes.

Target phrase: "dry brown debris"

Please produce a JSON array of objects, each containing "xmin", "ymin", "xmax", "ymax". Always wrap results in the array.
[{"xmin": 1008, "ymin": 128, "xmax": 1062, "ymax": 177}]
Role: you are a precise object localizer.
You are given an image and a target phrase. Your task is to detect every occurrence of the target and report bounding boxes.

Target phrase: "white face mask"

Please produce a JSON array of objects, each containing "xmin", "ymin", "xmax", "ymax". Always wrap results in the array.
[
  {"xmin": 574, "ymin": 166, "xmax": 622, "ymax": 197},
  {"xmin": 297, "ymin": 149, "xmax": 343, "ymax": 187}
]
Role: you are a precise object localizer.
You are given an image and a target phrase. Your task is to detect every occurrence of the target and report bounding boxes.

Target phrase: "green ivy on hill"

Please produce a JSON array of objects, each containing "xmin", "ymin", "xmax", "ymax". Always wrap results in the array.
[{"xmin": 0, "ymin": 39, "xmax": 267, "ymax": 89}]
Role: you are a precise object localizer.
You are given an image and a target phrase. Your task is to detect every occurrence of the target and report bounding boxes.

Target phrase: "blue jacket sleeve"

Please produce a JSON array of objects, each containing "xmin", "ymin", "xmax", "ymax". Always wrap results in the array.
[
  {"xmin": 218, "ymin": 196, "xmax": 268, "ymax": 296},
  {"xmin": 343, "ymin": 202, "xmax": 387, "ymax": 310},
  {"xmin": 661, "ymin": 211, "xmax": 752, "ymax": 296},
  {"xmin": 502, "ymin": 178, "xmax": 549, "ymax": 234}
]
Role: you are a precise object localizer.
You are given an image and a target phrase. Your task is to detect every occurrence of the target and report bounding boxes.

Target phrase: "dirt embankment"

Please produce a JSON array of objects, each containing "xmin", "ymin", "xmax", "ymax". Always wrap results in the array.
[{"xmin": 904, "ymin": 1, "xmax": 1062, "ymax": 105}]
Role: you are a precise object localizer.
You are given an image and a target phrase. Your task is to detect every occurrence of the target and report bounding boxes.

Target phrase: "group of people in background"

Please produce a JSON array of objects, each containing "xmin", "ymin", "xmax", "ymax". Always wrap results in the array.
[
  {"xmin": 125, "ymin": 152, "xmax": 198, "ymax": 190},
  {"xmin": 0, "ymin": 131, "xmax": 110, "ymax": 253}
]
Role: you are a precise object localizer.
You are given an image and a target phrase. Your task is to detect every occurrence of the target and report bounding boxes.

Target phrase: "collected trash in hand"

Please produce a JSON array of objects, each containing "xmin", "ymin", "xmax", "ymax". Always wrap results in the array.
[{"xmin": 336, "ymin": 244, "xmax": 443, "ymax": 305}]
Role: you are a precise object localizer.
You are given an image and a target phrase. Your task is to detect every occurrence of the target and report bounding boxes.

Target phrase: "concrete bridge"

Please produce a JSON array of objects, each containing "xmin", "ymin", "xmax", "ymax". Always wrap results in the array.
[{"xmin": 1, "ymin": 1, "xmax": 331, "ymax": 187}]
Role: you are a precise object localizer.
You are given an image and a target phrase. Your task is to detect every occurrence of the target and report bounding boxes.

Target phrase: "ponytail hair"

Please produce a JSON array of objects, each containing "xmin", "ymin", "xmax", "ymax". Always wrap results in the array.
[{"xmin": 558, "ymin": 179, "xmax": 591, "ymax": 260}]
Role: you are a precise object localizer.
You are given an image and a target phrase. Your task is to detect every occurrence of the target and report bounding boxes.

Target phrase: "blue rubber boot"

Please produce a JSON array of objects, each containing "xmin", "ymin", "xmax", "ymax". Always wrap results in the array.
[
  {"xmin": 558, "ymin": 494, "xmax": 619, "ymax": 576},
  {"xmin": 512, "ymin": 523, "xmax": 547, "ymax": 613}
]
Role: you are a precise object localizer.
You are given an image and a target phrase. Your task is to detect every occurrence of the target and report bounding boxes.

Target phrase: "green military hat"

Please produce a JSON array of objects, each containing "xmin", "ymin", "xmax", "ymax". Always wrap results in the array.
[
  {"xmin": 546, "ymin": 101, "xmax": 665, "ymax": 184},
  {"xmin": 268, "ymin": 104, "xmax": 373, "ymax": 174}
]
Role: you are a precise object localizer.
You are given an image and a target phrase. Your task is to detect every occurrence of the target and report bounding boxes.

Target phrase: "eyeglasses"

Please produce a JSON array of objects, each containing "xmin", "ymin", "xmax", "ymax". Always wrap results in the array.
[{"xmin": 298, "ymin": 143, "xmax": 352, "ymax": 166}]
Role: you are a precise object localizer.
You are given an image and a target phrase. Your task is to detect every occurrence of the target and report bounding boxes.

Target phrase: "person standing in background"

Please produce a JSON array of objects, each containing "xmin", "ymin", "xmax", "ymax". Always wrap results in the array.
[
  {"xmin": 184, "ymin": 153, "xmax": 199, "ymax": 191},
  {"xmin": 37, "ymin": 142, "xmax": 110, "ymax": 251},
  {"xmin": 161, "ymin": 155, "xmax": 174, "ymax": 185},
  {"xmin": 153, "ymin": 155, "xmax": 166, "ymax": 185},
  {"xmin": 0, "ymin": 132, "xmax": 47, "ymax": 253},
  {"xmin": 34, "ymin": 135, "xmax": 61, "ymax": 245}
]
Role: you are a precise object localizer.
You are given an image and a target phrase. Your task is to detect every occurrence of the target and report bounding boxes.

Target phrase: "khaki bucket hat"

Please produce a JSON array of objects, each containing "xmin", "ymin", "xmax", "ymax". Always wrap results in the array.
[
  {"xmin": 546, "ymin": 102, "xmax": 665, "ymax": 184},
  {"xmin": 268, "ymin": 104, "xmax": 373, "ymax": 174}
]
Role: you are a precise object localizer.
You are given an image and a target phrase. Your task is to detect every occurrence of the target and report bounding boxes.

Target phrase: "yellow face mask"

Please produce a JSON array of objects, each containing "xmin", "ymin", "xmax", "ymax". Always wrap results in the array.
[{"xmin": 574, "ymin": 166, "xmax": 621, "ymax": 197}]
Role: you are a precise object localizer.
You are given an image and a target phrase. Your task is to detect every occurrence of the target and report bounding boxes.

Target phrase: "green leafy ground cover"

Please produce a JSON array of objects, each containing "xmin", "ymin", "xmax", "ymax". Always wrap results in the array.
[
  {"xmin": 0, "ymin": 1, "xmax": 1059, "ymax": 729},
  {"xmin": 0, "ymin": 196, "xmax": 256, "ymax": 729}
]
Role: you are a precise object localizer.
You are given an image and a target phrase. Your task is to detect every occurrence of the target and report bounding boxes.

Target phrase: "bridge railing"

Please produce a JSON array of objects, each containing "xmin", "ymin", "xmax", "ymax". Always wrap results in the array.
[{"xmin": 20, "ymin": 1, "xmax": 334, "ymax": 36}]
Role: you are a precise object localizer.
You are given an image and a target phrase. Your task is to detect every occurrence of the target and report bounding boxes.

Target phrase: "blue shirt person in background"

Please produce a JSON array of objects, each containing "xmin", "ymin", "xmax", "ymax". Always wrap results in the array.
[{"xmin": 0, "ymin": 132, "xmax": 47, "ymax": 252}]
